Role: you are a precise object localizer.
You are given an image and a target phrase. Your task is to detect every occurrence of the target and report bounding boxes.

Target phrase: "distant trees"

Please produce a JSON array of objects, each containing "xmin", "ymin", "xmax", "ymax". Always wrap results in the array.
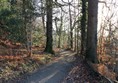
[
  {"xmin": 54, "ymin": 11, "xmax": 63, "ymax": 48},
  {"xmin": 0, "ymin": 0, "xmax": 100, "ymax": 60},
  {"xmin": 97, "ymin": 1, "xmax": 118, "ymax": 73}
]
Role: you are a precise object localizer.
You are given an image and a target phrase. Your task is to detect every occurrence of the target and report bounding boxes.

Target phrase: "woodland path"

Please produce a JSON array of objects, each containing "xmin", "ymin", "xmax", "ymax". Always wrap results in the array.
[{"xmin": 18, "ymin": 50, "xmax": 76, "ymax": 83}]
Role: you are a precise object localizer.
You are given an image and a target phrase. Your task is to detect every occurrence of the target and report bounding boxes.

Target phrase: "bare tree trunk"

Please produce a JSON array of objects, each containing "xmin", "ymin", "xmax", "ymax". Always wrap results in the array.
[
  {"xmin": 41, "ymin": 0, "xmax": 45, "ymax": 32},
  {"xmin": 58, "ymin": 35, "xmax": 61, "ymax": 48},
  {"xmin": 68, "ymin": 1, "xmax": 73, "ymax": 49},
  {"xmin": 44, "ymin": 0, "xmax": 54, "ymax": 54},
  {"xmin": 54, "ymin": 12, "xmax": 63, "ymax": 48},
  {"xmin": 54, "ymin": 17, "xmax": 60, "ymax": 48},
  {"xmin": 77, "ymin": 26, "xmax": 80, "ymax": 54},
  {"xmin": 80, "ymin": 0, "xmax": 86, "ymax": 55},
  {"xmin": 85, "ymin": 0, "xmax": 98, "ymax": 63},
  {"xmin": 58, "ymin": 12, "xmax": 63, "ymax": 48},
  {"xmin": 74, "ymin": 27, "xmax": 77, "ymax": 52}
]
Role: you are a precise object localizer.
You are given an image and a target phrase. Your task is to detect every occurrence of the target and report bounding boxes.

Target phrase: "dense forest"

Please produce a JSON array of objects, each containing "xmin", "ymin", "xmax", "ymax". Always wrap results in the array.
[{"xmin": 0, "ymin": 0, "xmax": 118, "ymax": 83}]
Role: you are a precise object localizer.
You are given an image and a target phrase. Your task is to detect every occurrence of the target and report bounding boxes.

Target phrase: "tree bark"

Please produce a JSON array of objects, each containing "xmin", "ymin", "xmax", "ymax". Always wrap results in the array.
[
  {"xmin": 80, "ymin": 0, "xmax": 86, "ymax": 55},
  {"xmin": 86, "ymin": 0, "xmax": 98, "ymax": 63},
  {"xmin": 41, "ymin": 0, "xmax": 45, "ymax": 32},
  {"xmin": 23, "ymin": 0, "xmax": 32, "ymax": 57},
  {"xmin": 44, "ymin": 0, "xmax": 54, "ymax": 54},
  {"xmin": 58, "ymin": 12, "xmax": 63, "ymax": 48},
  {"xmin": 68, "ymin": 2, "xmax": 73, "ymax": 49}
]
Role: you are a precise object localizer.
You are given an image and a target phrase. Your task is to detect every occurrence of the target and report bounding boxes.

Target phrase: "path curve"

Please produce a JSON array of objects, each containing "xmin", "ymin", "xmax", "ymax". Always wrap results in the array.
[{"xmin": 19, "ymin": 51, "xmax": 76, "ymax": 83}]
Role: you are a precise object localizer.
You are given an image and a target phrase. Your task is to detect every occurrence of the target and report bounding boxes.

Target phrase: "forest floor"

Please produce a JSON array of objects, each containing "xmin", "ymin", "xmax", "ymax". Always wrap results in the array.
[{"xmin": 63, "ymin": 56, "xmax": 110, "ymax": 83}]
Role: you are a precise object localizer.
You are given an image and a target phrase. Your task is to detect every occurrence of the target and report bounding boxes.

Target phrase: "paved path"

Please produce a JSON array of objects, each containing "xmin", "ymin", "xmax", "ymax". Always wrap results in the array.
[{"xmin": 20, "ymin": 51, "xmax": 76, "ymax": 83}]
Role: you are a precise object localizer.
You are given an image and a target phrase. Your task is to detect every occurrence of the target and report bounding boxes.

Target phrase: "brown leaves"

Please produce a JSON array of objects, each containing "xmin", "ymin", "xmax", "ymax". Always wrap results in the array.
[
  {"xmin": 0, "ymin": 55, "xmax": 23, "ymax": 61},
  {"xmin": 98, "ymin": 55, "xmax": 116, "ymax": 64},
  {"xmin": 93, "ymin": 64, "xmax": 116, "ymax": 81},
  {"xmin": 63, "ymin": 57, "xmax": 109, "ymax": 83}
]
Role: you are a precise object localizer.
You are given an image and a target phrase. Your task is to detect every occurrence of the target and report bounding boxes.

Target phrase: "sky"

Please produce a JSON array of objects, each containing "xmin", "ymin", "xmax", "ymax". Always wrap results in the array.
[{"xmin": 98, "ymin": 0, "xmax": 118, "ymax": 36}]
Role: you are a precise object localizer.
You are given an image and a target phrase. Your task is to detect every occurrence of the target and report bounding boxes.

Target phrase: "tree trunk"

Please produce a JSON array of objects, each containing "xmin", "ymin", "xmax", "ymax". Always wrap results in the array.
[
  {"xmin": 41, "ymin": 0, "xmax": 45, "ymax": 33},
  {"xmin": 68, "ymin": 2, "xmax": 73, "ymax": 49},
  {"xmin": 75, "ymin": 27, "xmax": 80, "ymax": 52},
  {"xmin": 54, "ymin": 17, "xmax": 61, "ymax": 48},
  {"xmin": 44, "ymin": 0, "xmax": 54, "ymax": 54},
  {"xmin": 81, "ymin": 0, "xmax": 86, "ymax": 55},
  {"xmin": 85, "ymin": 0, "xmax": 98, "ymax": 63},
  {"xmin": 58, "ymin": 12, "xmax": 63, "ymax": 48},
  {"xmin": 74, "ymin": 27, "xmax": 77, "ymax": 52},
  {"xmin": 58, "ymin": 35, "xmax": 61, "ymax": 48},
  {"xmin": 23, "ymin": 0, "xmax": 32, "ymax": 57}
]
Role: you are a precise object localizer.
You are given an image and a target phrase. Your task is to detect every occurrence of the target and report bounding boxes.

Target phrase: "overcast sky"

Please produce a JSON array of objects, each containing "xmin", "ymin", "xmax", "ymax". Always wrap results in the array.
[{"xmin": 98, "ymin": 0, "xmax": 118, "ymax": 36}]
